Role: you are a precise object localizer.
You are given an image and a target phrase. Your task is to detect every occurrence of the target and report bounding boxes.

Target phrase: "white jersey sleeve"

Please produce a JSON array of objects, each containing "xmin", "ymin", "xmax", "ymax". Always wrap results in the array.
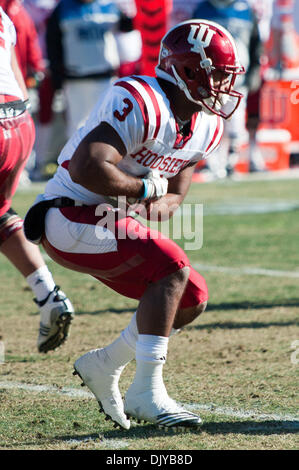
[{"xmin": 91, "ymin": 80, "xmax": 149, "ymax": 155}]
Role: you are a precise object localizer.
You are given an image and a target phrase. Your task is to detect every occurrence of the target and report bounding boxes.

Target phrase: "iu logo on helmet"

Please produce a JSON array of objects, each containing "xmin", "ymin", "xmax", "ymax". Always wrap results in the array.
[{"xmin": 187, "ymin": 24, "xmax": 216, "ymax": 54}]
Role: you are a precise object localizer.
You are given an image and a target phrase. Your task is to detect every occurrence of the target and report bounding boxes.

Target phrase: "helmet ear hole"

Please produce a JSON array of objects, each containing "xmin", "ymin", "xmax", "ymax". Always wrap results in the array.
[{"xmin": 184, "ymin": 67, "xmax": 195, "ymax": 80}]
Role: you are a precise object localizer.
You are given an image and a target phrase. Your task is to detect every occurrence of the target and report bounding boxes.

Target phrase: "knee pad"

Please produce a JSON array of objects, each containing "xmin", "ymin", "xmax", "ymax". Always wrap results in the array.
[{"xmin": 0, "ymin": 208, "xmax": 23, "ymax": 245}]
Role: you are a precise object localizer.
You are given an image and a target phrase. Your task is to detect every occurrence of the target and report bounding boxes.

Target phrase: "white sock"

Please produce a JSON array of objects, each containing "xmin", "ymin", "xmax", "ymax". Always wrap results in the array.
[
  {"xmin": 26, "ymin": 265, "xmax": 56, "ymax": 302},
  {"xmin": 121, "ymin": 311, "xmax": 138, "ymax": 351},
  {"xmin": 135, "ymin": 334, "xmax": 169, "ymax": 363},
  {"xmin": 104, "ymin": 312, "xmax": 138, "ymax": 368},
  {"xmin": 130, "ymin": 335, "xmax": 169, "ymax": 394},
  {"xmin": 103, "ymin": 317, "xmax": 177, "ymax": 376}
]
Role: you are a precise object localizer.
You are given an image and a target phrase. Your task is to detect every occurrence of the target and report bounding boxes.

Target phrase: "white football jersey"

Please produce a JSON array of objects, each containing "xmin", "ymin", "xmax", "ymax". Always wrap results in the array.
[
  {"xmin": 44, "ymin": 75, "xmax": 223, "ymax": 204},
  {"xmin": 0, "ymin": 8, "xmax": 24, "ymax": 99}
]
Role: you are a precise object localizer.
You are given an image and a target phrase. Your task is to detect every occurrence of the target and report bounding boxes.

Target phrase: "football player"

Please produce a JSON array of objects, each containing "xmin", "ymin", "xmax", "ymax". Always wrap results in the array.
[
  {"xmin": 0, "ymin": 7, "xmax": 74, "ymax": 353},
  {"xmin": 25, "ymin": 20, "xmax": 244, "ymax": 429}
]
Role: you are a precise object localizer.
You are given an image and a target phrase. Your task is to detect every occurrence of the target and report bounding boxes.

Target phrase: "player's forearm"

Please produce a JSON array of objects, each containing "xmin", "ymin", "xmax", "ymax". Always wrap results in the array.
[{"xmin": 69, "ymin": 158, "xmax": 144, "ymax": 198}]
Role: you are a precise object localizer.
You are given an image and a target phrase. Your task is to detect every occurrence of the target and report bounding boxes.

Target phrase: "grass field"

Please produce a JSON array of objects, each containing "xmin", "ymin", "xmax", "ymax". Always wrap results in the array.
[{"xmin": 0, "ymin": 176, "xmax": 298, "ymax": 451}]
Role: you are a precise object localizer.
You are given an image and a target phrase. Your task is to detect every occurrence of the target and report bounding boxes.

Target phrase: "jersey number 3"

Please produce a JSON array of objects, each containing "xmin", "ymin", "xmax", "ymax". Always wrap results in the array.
[{"xmin": 114, "ymin": 98, "xmax": 133, "ymax": 121}]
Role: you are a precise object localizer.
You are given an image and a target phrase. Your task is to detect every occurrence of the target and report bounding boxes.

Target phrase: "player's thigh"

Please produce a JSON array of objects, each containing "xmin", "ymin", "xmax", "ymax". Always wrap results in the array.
[{"xmin": 0, "ymin": 111, "xmax": 35, "ymax": 216}]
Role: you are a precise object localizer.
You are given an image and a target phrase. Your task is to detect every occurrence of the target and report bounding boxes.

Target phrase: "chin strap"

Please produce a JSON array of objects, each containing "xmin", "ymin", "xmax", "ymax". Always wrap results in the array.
[
  {"xmin": 157, "ymin": 64, "xmax": 241, "ymax": 119},
  {"xmin": 171, "ymin": 65, "xmax": 188, "ymax": 92}
]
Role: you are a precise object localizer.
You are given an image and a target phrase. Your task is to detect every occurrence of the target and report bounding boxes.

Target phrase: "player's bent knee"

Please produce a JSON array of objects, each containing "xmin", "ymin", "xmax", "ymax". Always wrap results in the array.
[
  {"xmin": 195, "ymin": 300, "xmax": 208, "ymax": 316},
  {"xmin": 179, "ymin": 268, "xmax": 208, "ymax": 310},
  {"xmin": 174, "ymin": 300, "xmax": 208, "ymax": 329},
  {"xmin": 170, "ymin": 265, "xmax": 190, "ymax": 284},
  {"xmin": 0, "ymin": 208, "xmax": 23, "ymax": 246},
  {"xmin": 151, "ymin": 266, "xmax": 190, "ymax": 295}
]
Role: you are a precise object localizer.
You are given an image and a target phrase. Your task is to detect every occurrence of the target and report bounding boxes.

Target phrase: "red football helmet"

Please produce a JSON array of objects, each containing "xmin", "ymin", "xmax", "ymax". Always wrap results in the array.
[{"xmin": 156, "ymin": 19, "xmax": 245, "ymax": 119}]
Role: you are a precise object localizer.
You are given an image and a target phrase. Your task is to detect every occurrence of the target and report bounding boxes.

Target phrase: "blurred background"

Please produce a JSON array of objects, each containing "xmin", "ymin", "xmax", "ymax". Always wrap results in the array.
[
  {"xmin": 2, "ymin": 0, "xmax": 298, "ymax": 184},
  {"xmin": 1, "ymin": 1, "xmax": 298, "ymax": 449}
]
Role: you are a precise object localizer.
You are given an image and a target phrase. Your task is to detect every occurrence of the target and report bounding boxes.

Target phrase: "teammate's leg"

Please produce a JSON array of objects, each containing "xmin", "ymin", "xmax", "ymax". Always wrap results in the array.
[{"xmin": 0, "ymin": 110, "xmax": 74, "ymax": 352}]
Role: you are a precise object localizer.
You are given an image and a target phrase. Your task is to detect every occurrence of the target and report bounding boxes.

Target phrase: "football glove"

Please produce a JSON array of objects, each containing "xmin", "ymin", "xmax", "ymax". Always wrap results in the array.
[{"xmin": 141, "ymin": 170, "xmax": 168, "ymax": 202}]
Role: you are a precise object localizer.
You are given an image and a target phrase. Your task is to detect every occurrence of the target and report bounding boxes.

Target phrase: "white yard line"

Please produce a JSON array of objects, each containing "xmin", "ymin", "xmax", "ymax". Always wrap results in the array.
[
  {"xmin": 0, "ymin": 381, "xmax": 298, "ymax": 426},
  {"xmin": 231, "ymin": 168, "xmax": 299, "ymax": 182},
  {"xmin": 184, "ymin": 403, "xmax": 299, "ymax": 425},
  {"xmin": 201, "ymin": 201, "xmax": 299, "ymax": 215},
  {"xmin": 177, "ymin": 199, "xmax": 299, "ymax": 216},
  {"xmin": 43, "ymin": 254, "xmax": 299, "ymax": 280},
  {"xmin": 65, "ymin": 436, "xmax": 129, "ymax": 449},
  {"xmin": 193, "ymin": 264, "xmax": 299, "ymax": 279}
]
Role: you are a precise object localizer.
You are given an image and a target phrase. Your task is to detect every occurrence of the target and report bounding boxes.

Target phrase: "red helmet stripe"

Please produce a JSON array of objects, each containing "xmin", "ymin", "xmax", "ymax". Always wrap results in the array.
[{"xmin": 115, "ymin": 80, "xmax": 149, "ymax": 143}]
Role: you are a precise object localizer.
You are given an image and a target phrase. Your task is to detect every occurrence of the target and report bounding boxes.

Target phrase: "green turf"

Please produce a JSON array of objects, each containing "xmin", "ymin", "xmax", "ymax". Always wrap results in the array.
[{"xmin": 0, "ymin": 179, "xmax": 298, "ymax": 450}]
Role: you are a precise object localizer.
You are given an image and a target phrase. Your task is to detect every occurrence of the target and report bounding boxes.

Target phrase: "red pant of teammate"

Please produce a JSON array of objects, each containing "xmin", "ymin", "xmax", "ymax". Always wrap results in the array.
[
  {"xmin": 43, "ymin": 205, "xmax": 209, "ymax": 309},
  {"xmin": 0, "ymin": 95, "xmax": 35, "ymax": 217}
]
